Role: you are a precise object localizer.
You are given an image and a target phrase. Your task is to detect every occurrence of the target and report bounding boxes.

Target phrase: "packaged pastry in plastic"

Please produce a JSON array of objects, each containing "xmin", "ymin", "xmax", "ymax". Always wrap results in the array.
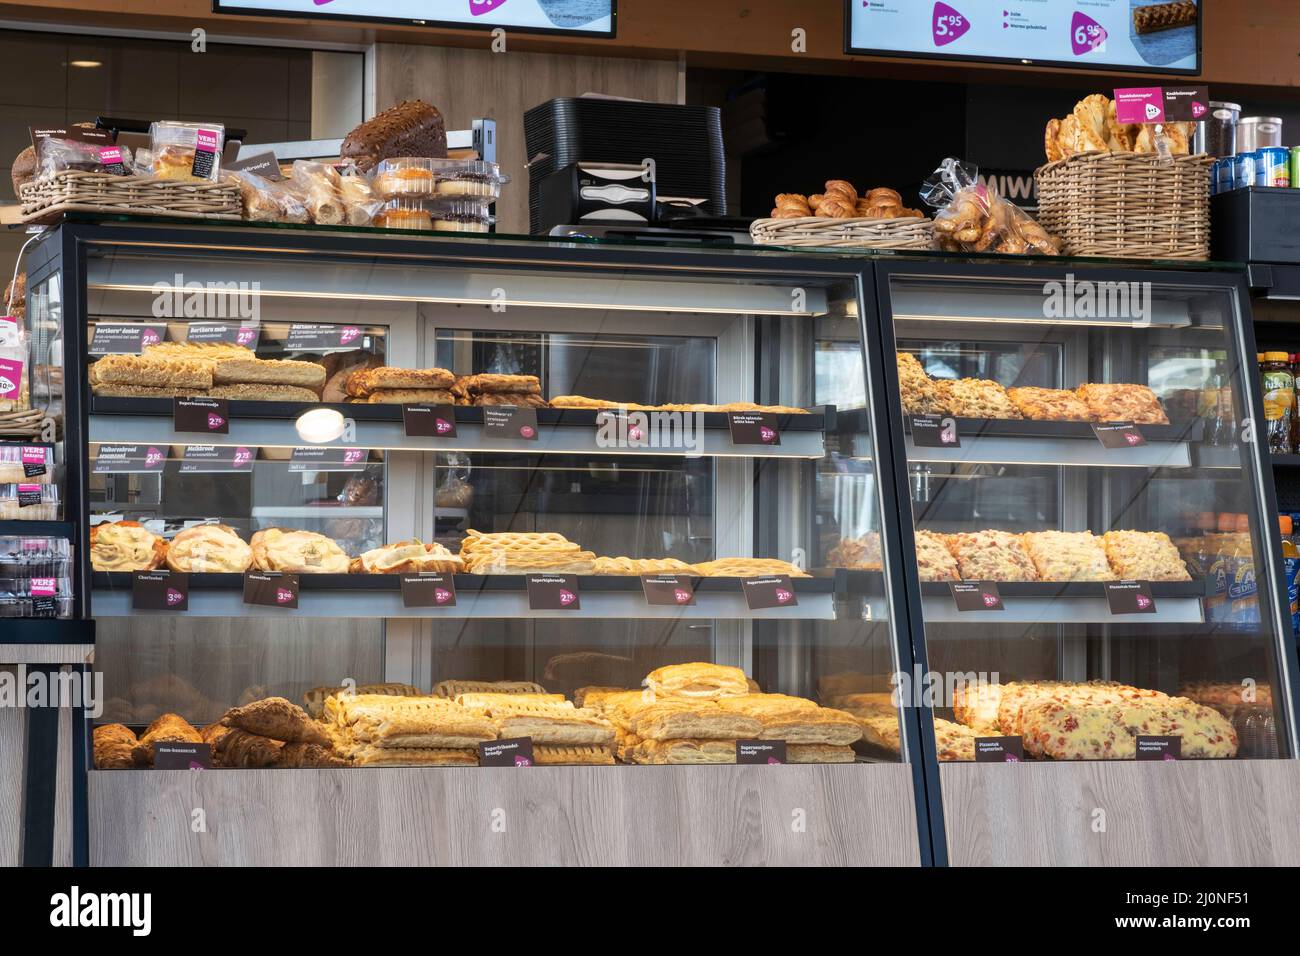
[
  {"xmin": 33, "ymin": 127, "xmax": 127, "ymax": 178},
  {"xmin": 225, "ymin": 168, "xmax": 308, "ymax": 223},
  {"xmin": 922, "ymin": 158, "xmax": 1062, "ymax": 256},
  {"xmin": 373, "ymin": 198, "xmax": 433, "ymax": 231},
  {"xmin": 0, "ymin": 536, "xmax": 71, "ymax": 577},
  {"xmin": 0, "ymin": 483, "xmax": 60, "ymax": 521},
  {"xmin": 149, "ymin": 121, "xmax": 225, "ymax": 182},
  {"xmin": 428, "ymin": 198, "xmax": 493, "ymax": 233},
  {"xmin": 0, "ymin": 445, "xmax": 53, "ymax": 484}
]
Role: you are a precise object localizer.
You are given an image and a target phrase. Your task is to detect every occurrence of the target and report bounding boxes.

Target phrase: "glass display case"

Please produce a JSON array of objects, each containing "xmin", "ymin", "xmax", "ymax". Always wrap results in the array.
[{"xmin": 35, "ymin": 221, "xmax": 927, "ymax": 867}]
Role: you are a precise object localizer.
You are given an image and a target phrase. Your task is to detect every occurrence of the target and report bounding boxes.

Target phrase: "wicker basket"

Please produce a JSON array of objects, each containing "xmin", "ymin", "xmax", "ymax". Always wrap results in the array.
[
  {"xmin": 18, "ymin": 170, "xmax": 241, "ymax": 224},
  {"xmin": 750, "ymin": 215, "xmax": 935, "ymax": 250},
  {"xmin": 1035, "ymin": 152, "xmax": 1213, "ymax": 260},
  {"xmin": 0, "ymin": 408, "xmax": 48, "ymax": 440}
]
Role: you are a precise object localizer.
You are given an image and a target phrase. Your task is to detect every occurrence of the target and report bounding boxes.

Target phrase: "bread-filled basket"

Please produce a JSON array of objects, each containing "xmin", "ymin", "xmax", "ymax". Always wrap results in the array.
[
  {"xmin": 18, "ymin": 170, "xmax": 240, "ymax": 225},
  {"xmin": 750, "ymin": 182, "xmax": 936, "ymax": 250}
]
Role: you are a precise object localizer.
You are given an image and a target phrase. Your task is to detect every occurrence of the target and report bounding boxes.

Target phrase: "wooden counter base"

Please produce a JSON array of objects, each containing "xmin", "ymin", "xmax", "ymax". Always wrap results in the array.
[
  {"xmin": 941, "ymin": 759, "xmax": 1300, "ymax": 866},
  {"xmin": 90, "ymin": 763, "xmax": 922, "ymax": 867}
]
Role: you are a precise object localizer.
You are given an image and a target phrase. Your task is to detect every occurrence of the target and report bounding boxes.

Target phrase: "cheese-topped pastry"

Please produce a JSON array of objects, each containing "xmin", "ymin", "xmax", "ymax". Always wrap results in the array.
[
  {"xmin": 643, "ymin": 662, "xmax": 749, "ymax": 700},
  {"xmin": 1075, "ymin": 383, "xmax": 1169, "ymax": 425},
  {"xmin": 944, "ymin": 530, "xmax": 1039, "ymax": 582},
  {"xmin": 1100, "ymin": 530, "xmax": 1191, "ymax": 582},
  {"xmin": 1020, "ymin": 531, "xmax": 1116, "ymax": 582},
  {"xmin": 250, "ymin": 528, "xmax": 350, "ymax": 574},
  {"xmin": 913, "ymin": 529, "xmax": 959, "ymax": 582},
  {"xmin": 90, "ymin": 520, "xmax": 167, "ymax": 572},
  {"xmin": 165, "ymin": 523, "xmax": 252, "ymax": 573}
]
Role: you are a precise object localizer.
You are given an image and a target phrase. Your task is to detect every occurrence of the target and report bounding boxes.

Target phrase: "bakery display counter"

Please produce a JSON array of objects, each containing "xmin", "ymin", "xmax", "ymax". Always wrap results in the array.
[
  {"xmin": 90, "ymin": 571, "xmax": 843, "ymax": 620},
  {"xmin": 88, "ymin": 397, "xmax": 836, "ymax": 459}
]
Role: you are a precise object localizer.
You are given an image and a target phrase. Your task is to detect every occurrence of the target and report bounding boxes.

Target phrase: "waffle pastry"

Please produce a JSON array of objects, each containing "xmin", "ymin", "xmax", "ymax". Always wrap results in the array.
[
  {"xmin": 464, "ymin": 549, "xmax": 596, "ymax": 574},
  {"xmin": 165, "ymin": 523, "xmax": 252, "ymax": 573},
  {"xmin": 952, "ymin": 682, "xmax": 1003, "ymax": 733},
  {"xmin": 715, "ymin": 695, "xmax": 863, "ymax": 745},
  {"xmin": 691, "ymin": 557, "xmax": 810, "ymax": 578},
  {"xmin": 1100, "ymin": 530, "xmax": 1191, "ymax": 582},
  {"xmin": 302, "ymin": 682, "xmax": 421, "ymax": 719},
  {"xmin": 90, "ymin": 354, "xmax": 213, "ymax": 389},
  {"xmin": 350, "ymin": 745, "xmax": 478, "ymax": 767},
  {"xmin": 644, "ymin": 662, "xmax": 749, "ymax": 700},
  {"xmin": 1021, "ymin": 531, "xmax": 1116, "ymax": 582},
  {"xmin": 350, "ymin": 539, "xmax": 463, "ymax": 574},
  {"xmin": 1005, "ymin": 386, "xmax": 1092, "ymax": 422},
  {"xmin": 632, "ymin": 700, "xmax": 762, "ymax": 741},
  {"xmin": 222, "ymin": 696, "xmax": 331, "ymax": 745},
  {"xmin": 485, "ymin": 703, "xmax": 616, "ymax": 746},
  {"xmin": 329, "ymin": 694, "xmax": 496, "ymax": 748},
  {"xmin": 90, "ymin": 520, "xmax": 167, "ymax": 572},
  {"xmin": 934, "ymin": 378, "xmax": 1022, "ymax": 420},
  {"xmin": 250, "ymin": 528, "xmax": 350, "ymax": 574},
  {"xmin": 453, "ymin": 692, "xmax": 570, "ymax": 710},
  {"xmin": 787, "ymin": 744, "xmax": 856, "ymax": 763},
  {"xmin": 1075, "ymin": 383, "xmax": 1169, "ymax": 425},
  {"xmin": 534, "ymin": 744, "xmax": 616, "ymax": 766},
  {"xmin": 897, "ymin": 352, "xmax": 948, "ymax": 416},
  {"xmin": 433, "ymin": 679, "xmax": 546, "ymax": 699},
  {"xmin": 944, "ymin": 530, "xmax": 1039, "ymax": 582},
  {"xmin": 913, "ymin": 529, "xmax": 959, "ymax": 582},
  {"xmin": 827, "ymin": 533, "xmax": 883, "ymax": 571},
  {"xmin": 93, "ymin": 723, "xmax": 137, "ymax": 769},
  {"xmin": 592, "ymin": 556, "xmax": 694, "ymax": 575},
  {"xmin": 633, "ymin": 738, "xmax": 736, "ymax": 765}
]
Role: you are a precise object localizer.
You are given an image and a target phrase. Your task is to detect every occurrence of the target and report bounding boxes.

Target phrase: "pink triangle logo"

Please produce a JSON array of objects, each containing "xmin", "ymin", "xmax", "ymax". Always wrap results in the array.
[
  {"xmin": 471, "ymin": 0, "xmax": 509, "ymax": 15},
  {"xmin": 1070, "ymin": 12, "xmax": 1107, "ymax": 55},
  {"xmin": 932, "ymin": 3, "xmax": 970, "ymax": 47}
]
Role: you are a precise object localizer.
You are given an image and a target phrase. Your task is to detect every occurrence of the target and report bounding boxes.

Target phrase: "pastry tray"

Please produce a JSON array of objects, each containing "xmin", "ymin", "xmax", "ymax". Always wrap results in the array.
[
  {"xmin": 91, "ymin": 571, "xmax": 843, "ymax": 621},
  {"xmin": 88, "ymin": 398, "xmax": 835, "ymax": 459}
]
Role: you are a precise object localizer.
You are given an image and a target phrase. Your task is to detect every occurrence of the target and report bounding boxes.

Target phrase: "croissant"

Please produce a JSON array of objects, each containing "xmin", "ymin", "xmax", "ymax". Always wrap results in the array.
[
  {"xmin": 823, "ymin": 179, "xmax": 857, "ymax": 202},
  {"xmin": 775, "ymin": 193, "xmax": 811, "ymax": 211},
  {"xmin": 817, "ymin": 196, "xmax": 856, "ymax": 218},
  {"xmin": 865, "ymin": 187, "xmax": 902, "ymax": 207},
  {"xmin": 1073, "ymin": 94, "xmax": 1110, "ymax": 153},
  {"xmin": 1045, "ymin": 118, "xmax": 1064, "ymax": 163}
]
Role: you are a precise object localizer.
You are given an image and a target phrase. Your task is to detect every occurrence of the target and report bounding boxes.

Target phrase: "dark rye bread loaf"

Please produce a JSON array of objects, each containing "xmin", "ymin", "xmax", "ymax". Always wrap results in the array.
[
  {"xmin": 341, "ymin": 100, "xmax": 448, "ymax": 172},
  {"xmin": 11, "ymin": 146, "xmax": 35, "ymax": 198}
]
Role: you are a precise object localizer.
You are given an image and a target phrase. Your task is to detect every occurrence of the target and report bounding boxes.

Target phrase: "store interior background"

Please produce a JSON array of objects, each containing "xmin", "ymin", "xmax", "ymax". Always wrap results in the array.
[{"xmin": 5, "ymin": 0, "xmax": 1300, "ymax": 279}]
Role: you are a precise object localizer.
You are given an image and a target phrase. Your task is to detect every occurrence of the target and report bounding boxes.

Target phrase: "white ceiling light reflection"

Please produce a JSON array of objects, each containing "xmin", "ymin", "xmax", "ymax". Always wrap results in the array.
[{"xmin": 295, "ymin": 408, "xmax": 345, "ymax": 444}]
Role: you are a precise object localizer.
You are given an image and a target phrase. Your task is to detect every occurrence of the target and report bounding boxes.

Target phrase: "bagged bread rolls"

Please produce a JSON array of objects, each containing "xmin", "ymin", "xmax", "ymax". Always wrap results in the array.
[
  {"xmin": 291, "ymin": 160, "xmax": 345, "ymax": 225},
  {"xmin": 923, "ymin": 158, "xmax": 1062, "ymax": 256}
]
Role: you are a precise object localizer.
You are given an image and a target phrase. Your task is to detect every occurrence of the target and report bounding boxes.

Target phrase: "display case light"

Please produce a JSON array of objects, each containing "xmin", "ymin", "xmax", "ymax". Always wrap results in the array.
[{"xmin": 295, "ymin": 408, "xmax": 346, "ymax": 444}]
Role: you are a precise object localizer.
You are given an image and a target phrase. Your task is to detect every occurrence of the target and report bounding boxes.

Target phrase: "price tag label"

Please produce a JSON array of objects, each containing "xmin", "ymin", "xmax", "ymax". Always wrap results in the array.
[
  {"xmin": 640, "ymin": 574, "xmax": 696, "ymax": 607},
  {"xmin": 479, "ymin": 737, "xmax": 534, "ymax": 767},
  {"xmin": 179, "ymin": 444, "xmax": 255, "ymax": 473},
  {"xmin": 288, "ymin": 447, "xmax": 368, "ymax": 473},
  {"xmin": 595, "ymin": 409, "xmax": 650, "ymax": 447},
  {"xmin": 910, "ymin": 414, "xmax": 960, "ymax": 448},
  {"xmin": 1105, "ymin": 580, "xmax": 1157, "ymax": 614},
  {"xmin": 20, "ymin": 447, "xmax": 47, "ymax": 479},
  {"xmin": 975, "ymin": 737, "xmax": 1024, "ymax": 762},
  {"xmin": 284, "ymin": 323, "xmax": 365, "ymax": 352},
  {"xmin": 527, "ymin": 574, "xmax": 580, "ymax": 610},
  {"xmin": 402, "ymin": 404, "xmax": 458, "ymax": 439},
  {"xmin": 483, "ymin": 405, "xmax": 538, "ymax": 441},
  {"xmin": 728, "ymin": 411, "xmax": 781, "ymax": 446},
  {"xmin": 89, "ymin": 323, "xmax": 166, "ymax": 354},
  {"xmin": 1136, "ymin": 736, "xmax": 1181, "ymax": 761},
  {"xmin": 133, "ymin": 570, "xmax": 189, "ymax": 611},
  {"xmin": 1092, "ymin": 421, "xmax": 1146, "ymax": 448},
  {"xmin": 741, "ymin": 574, "xmax": 797, "ymax": 609},
  {"xmin": 243, "ymin": 571, "xmax": 299, "ymax": 609},
  {"xmin": 184, "ymin": 321, "xmax": 260, "ymax": 348},
  {"xmin": 173, "ymin": 398, "xmax": 229, "ymax": 435},
  {"xmin": 950, "ymin": 581, "xmax": 1004, "ymax": 611},
  {"xmin": 154, "ymin": 742, "xmax": 211, "ymax": 770},
  {"xmin": 16, "ymin": 484, "xmax": 42, "ymax": 507},
  {"xmin": 93, "ymin": 444, "xmax": 168, "ymax": 474},
  {"xmin": 400, "ymin": 573, "xmax": 457, "ymax": 608},
  {"xmin": 736, "ymin": 740, "xmax": 787, "ymax": 764}
]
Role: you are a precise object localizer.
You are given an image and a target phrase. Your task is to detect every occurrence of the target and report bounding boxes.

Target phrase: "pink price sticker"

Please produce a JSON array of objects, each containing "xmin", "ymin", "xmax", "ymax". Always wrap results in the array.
[
  {"xmin": 1070, "ymin": 12, "xmax": 1108, "ymax": 56},
  {"xmin": 0, "ymin": 356, "xmax": 23, "ymax": 398},
  {"xmin": 30, "ymin": 577, "xmax": 56, "ymax": 597},
  {"xmin": 100, "ymin": 145, "xmax": 123, "ymax": 164},
  {"xmin": 931, "ymin": 2, "xmax": 970, "ymax": 46},
  {"xmin": 1114, "ymin": 87, "xmax": 1166, "ymax": 125},
  {"xmin": 195, "ymin": 129, "xmax": 220, "ymax": 153},
  {"xmin": 21, "ymin": 447, "xmax": 45, "ymax": 465}
]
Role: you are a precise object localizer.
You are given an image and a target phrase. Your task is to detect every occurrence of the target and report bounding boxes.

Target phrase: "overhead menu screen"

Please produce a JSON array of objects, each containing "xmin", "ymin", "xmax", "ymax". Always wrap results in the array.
[
  {"xmin": 844, "ymin": 1, "xmax": 1201, "ymax": 75},
  {"xmin": 213, "ymin": 0, "xmax": 617, "ymax": 38}
]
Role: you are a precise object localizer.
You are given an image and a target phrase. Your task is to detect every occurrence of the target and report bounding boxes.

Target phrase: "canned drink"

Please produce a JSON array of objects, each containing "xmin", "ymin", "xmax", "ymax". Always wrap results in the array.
[
  {"xmin": 1237, "ymin": 151, "xmax": 1259, "ymax": 189},
  {"xmin": 1219, "ymin": 157, "xmax": 1237, "ymax": 193},
  {"xmin": 1291, "ymin": 147, "xmax": 1300, "ymax": 188},
  {"xmin": 1257, "ymin": 146, "xmax": 1290, "ymax": 187}
]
